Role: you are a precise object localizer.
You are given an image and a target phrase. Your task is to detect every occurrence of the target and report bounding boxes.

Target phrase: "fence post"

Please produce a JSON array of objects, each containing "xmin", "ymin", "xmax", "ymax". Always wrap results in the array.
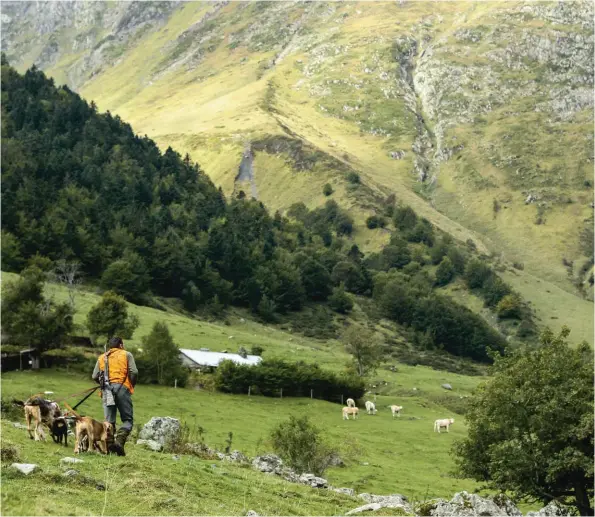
[
  {"xmin": 341, "ymin": 394, "xmax": 344, "ymax": 405},
  {"xmin": 174, "ymin": 379, "xmax": 177, "ymax": 389},
  {"xmin": 280, "ymin": 388, "xmax": 283, "ymax": 399},
  {"xmin": 374, "ymin": 394, "xmax": 377, "ymax": 402},
  {"xmin": 248, "ymin": 386, "xmax": 251, "ymax": 397},
  {"xmin": 310, "ymin": 389, "xmax": 313, "ymax": 399}
]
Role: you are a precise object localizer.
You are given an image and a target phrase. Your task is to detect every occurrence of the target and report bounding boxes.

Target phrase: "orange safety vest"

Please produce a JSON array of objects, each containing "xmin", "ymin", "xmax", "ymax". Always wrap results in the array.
[{"xmin": 98, "ymin": 348, "xmax": 134, "ymax": 395}]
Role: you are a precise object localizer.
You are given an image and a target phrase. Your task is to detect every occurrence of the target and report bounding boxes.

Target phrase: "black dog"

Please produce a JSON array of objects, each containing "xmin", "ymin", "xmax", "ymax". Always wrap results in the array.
[{"xmin": 51, "ymin": 417, "xmax": 68, "ymax": 446}]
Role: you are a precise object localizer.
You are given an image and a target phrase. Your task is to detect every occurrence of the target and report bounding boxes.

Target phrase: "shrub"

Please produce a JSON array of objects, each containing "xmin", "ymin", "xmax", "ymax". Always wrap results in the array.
[
  {"xmin": 258, "ymin": 295, "xmax": 277, "ymax": 322},
  {"xmin": 346, "ymin": 172, "xmax": 360, "ymax": 184},
  {"xmin": 393, "ymin": 206, "xmax": 417, "ymax": 231},
  {"xmin": 270, "ymin": 416, "xmax": 337, "ymax": 475},
  {"xmin": 250, "ymin": 345, "xmax": 264, "ymax": 356},
  {"xmin": 482, "ymin": 275, "xmax": 511, "ymax": 307},
  {"xmin": 328, "ymin": 283, "xmax": 354, "ymax": 314},
  {"xmin": 406, "ymin": 219, "xmax": 434, "ymax": 246},
  {"xmin": 0, "ymin": 442, "xmax": 20, "ymax": 464},
  {"xmin": 435, "ymin": 256, "xmax": 455, "ymax": 286},
  {"xmin": 496, "ymin": 294, "xmax": 522, "ymax": 319},
  {"xmin": 322, "ymin": 183, "xmax": 333, "ymax": 196},
  {"xmin": 464, "ymin": 259, "xmax": 492, "ymax": 289},
  {"xmin": 215, "ymin": 358, "xmax": 365, "ymax": 401},
  {"xmin": 366, "ymin": 215, "xmax": 386, "ymax": 229}
]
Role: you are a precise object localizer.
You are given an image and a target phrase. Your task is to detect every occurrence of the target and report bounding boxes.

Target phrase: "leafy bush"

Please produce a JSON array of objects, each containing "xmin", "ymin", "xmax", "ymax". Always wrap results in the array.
[
  {"xmin": 328, "ymin": 283, "xmax": 353, "ymax": 314},
  {"xmin": 464, "ymin": 259, "xmax": 493, "ymax": 289},
  {"xmin": 435, "ymin": 256, "xmax": 455, "ymax": 286},
  {"xmin": 322, "ymin": 183, "xmax": 333, "ymax": 196},
  {"xmin": 366, "ymin": 215, "xmax": 386, "ymax": 229},
  {"xmin": 393, "ymin": 206, "xmax": 417, "ymax": 231},
  {"xmin": 250, "ymin": 345, "xmax": 264, "ymax": 356},
  {"xmin": 0, "ymin": 442, "xmax": 20, "ymax": 464},
  {"xmin": 496, "ymin": 294, "xmax": 522, "ymax": 319},
  {"xmin": 215, "ymin": 359, "xmax": 365, "ymax": 401},
  {"xmin": 270, "ymin": 416, "xmax": 337, "ymax": 475},
  {"xmin": 346, "ymin": 172, "xmax": 360, "ymax": 184}
]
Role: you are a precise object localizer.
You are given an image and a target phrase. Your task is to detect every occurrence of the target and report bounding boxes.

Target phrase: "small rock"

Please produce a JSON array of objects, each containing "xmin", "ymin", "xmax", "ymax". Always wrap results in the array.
[
  {"xmin": 298, "ymin": 473, "xmax": 328, "ymax": 488},
  {"xmin": 361, "ymin": 462, "xmax": 369, "ymax": 466},
  {"xmin": 11, "ymin": 463, "xmax": 38, "ymax": 475},
  {"xmin": 349, "ymin": 494, "xmax": 412, "ymax": 515},
  {"xmin": 226, "ymin": 450, "xmax": 249, "ymax": 463},
  {"xmin": 63, "ymin": 469, "xmax": 78, "ymax": 477},
  {"xmin": 333, "ymin": 487, "xmax": 355, "ymax": 496},
  {"xmin": 12, "ymin": 422, "xmax": 28, "ymax": 429},
  {"xmin": 60, "ymin": 457, "xmax": 84, "ymax": 464},
  {"xmin": 246, "ymin": 511, "xmax": 259, "ymax": 517},
  {"xmin": 526, "ymin": 500, "xmax": 571, "ymax": 516},
  {"xmin": 252, "ymin": 454, "xmax": 283, "ymax": 473},
  {"xmin": 136, "ymin": 439, "xmax": 164, "ymax": 452},
  {"xmin": 441, "ymin": 383, "xmax": 452, "ymax": 390},
  {"xmin": 96, "ymin": 483, "xmax": 105, "ymax": 491},
  {"xmin": 172, "ymin": 455, "xmax": 180, "ymax": 461}
]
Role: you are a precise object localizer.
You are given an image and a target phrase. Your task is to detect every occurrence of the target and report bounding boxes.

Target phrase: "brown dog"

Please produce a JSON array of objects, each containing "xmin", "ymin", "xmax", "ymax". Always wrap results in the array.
[{"xmin": 73, "ymin": 416, "xmax": 113, "ymax": 454}]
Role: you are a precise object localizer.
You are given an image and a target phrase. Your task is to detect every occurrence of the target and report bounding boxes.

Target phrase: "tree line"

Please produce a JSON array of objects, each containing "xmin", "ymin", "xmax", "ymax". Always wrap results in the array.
[{"xmin": 1, "ymin": 58, "xmax": 531, "ymax": 362}]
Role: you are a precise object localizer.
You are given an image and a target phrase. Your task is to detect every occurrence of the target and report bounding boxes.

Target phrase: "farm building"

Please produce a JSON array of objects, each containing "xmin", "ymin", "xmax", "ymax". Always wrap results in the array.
[{"xmin": 179, "ymin": 348, "xmax": 262, "ymax": 371}]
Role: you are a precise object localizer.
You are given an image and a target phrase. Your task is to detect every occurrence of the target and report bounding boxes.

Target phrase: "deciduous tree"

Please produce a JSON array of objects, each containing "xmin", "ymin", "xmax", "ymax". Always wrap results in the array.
[{"xmin": 453, "ymin": 327, "xmax": 594, "ymax": 516}]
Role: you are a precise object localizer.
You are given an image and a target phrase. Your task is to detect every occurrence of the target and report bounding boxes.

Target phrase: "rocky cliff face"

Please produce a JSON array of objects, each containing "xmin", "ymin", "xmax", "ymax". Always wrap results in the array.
[
  {"xmin": 1, "ymin": 1, "xmax": 180, "ymax": 88},
  {"xmin": 1, "ymin": 1, "xmax": 593, "ymax": 312}
]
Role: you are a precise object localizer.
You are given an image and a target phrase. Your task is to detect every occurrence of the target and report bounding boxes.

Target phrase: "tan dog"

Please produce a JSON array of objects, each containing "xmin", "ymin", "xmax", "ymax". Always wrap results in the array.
[{"xmin": 73, "ymin": 416, "xmax": 113, "ymax": 454}]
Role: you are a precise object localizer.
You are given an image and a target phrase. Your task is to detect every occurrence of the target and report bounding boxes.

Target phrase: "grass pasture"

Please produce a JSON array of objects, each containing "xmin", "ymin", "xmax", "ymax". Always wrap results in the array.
[
  {"xmin": 0, "ymin": 270, "xmax": 492, "ymax": 513},
  {"xmin": 1, "ymin": 369, "xmax": 482, "ymax": 516}
]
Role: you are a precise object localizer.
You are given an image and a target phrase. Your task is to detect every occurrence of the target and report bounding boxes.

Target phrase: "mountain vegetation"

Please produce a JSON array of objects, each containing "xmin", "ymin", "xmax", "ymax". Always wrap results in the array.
[
  {"xmin": 1, "ymin": 60, "xmax": 527, "ymax": 362},
  {"xmin": 453, "ymin": 327, "xmax": 594, "ymax": 516}
]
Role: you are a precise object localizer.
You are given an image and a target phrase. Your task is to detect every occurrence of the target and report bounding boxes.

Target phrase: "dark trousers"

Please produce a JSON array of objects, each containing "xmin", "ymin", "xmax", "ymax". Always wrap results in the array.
[{"xmin": 103, "ymin": 384, "xmax": 133, "ymax": 433}]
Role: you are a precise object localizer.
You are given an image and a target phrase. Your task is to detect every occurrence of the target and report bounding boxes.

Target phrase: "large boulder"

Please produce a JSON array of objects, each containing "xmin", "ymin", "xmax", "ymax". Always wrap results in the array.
[
  {"xmin": 420, "ymin": 491, "xmax": 521, "ymax": 516},
  {"xmin": 138, "ymin": 417, "xmax": 181, "ymax": 448},
  {"xmin": 526, "ymin": 501, "xmax": 571, "ymax": 516}
]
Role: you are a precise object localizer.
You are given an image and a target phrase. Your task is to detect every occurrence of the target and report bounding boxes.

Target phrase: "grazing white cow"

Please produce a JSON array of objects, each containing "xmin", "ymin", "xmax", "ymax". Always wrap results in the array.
[
  {"xmin": 342, "ymin": 407, "xmax": 359, "ymax": 420},
  {"xmin": 365, "ymin": 401, "xmax": 377, "ymax": 415},
  {"xmin": 434, "ymin": 418, "xmax": 455, "ymax": 433},
  {"xmin": 390, "ymin": 405, "xmax": 403, "ymax": 418},
  {"xmin": 346, "ymin": 398, "xmax": 356, "ymax": 408}
]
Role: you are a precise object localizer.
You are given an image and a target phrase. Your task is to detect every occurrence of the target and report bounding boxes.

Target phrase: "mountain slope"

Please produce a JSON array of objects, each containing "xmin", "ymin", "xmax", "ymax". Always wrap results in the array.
[{"xmin": 2, "ymin": 1, "xmax": 593, "ymax": 343}]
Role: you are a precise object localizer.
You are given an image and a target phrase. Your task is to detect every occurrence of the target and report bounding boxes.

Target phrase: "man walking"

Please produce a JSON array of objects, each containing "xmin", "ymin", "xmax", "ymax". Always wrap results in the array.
[{"xmin": 92, "ymin": 336, "xmax": 138, "ymax": 456}]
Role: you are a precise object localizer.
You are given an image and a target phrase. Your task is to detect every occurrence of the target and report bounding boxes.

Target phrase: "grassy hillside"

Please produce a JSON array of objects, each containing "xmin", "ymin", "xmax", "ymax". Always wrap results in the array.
[
  {"xmin": 3, "ymin": 0, "xmax": 592, "ymax": 340},
  {"xmin": 1, "ymin": 269, "xmax": 493, "ymax": 508},
  {"xmin": 1, "ymin": 368, "xmax": 483, "ymax": 511}
]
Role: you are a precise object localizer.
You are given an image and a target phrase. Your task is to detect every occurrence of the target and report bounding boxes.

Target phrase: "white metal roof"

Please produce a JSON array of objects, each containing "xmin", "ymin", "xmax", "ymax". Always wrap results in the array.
[{"xmin": 179, "ymin": 348, "xmax": 262, "ymax": 368}]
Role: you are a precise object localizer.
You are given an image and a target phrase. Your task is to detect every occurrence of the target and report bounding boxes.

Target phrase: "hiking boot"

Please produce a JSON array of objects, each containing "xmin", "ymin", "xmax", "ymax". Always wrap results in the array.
[
  {"xmin": 108, "ymin": 442, "xmax": 125, "ymax": 456},
  {"xmin": 108, "ymin": 428, "xmax": 130, "ymax": 457}
]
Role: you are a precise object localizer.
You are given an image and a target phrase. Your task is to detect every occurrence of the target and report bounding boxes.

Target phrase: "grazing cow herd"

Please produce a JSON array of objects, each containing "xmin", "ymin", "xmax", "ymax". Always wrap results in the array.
[{"xmin": 342, "ymin": 400, "xmax": 455, "ymax": 433}]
